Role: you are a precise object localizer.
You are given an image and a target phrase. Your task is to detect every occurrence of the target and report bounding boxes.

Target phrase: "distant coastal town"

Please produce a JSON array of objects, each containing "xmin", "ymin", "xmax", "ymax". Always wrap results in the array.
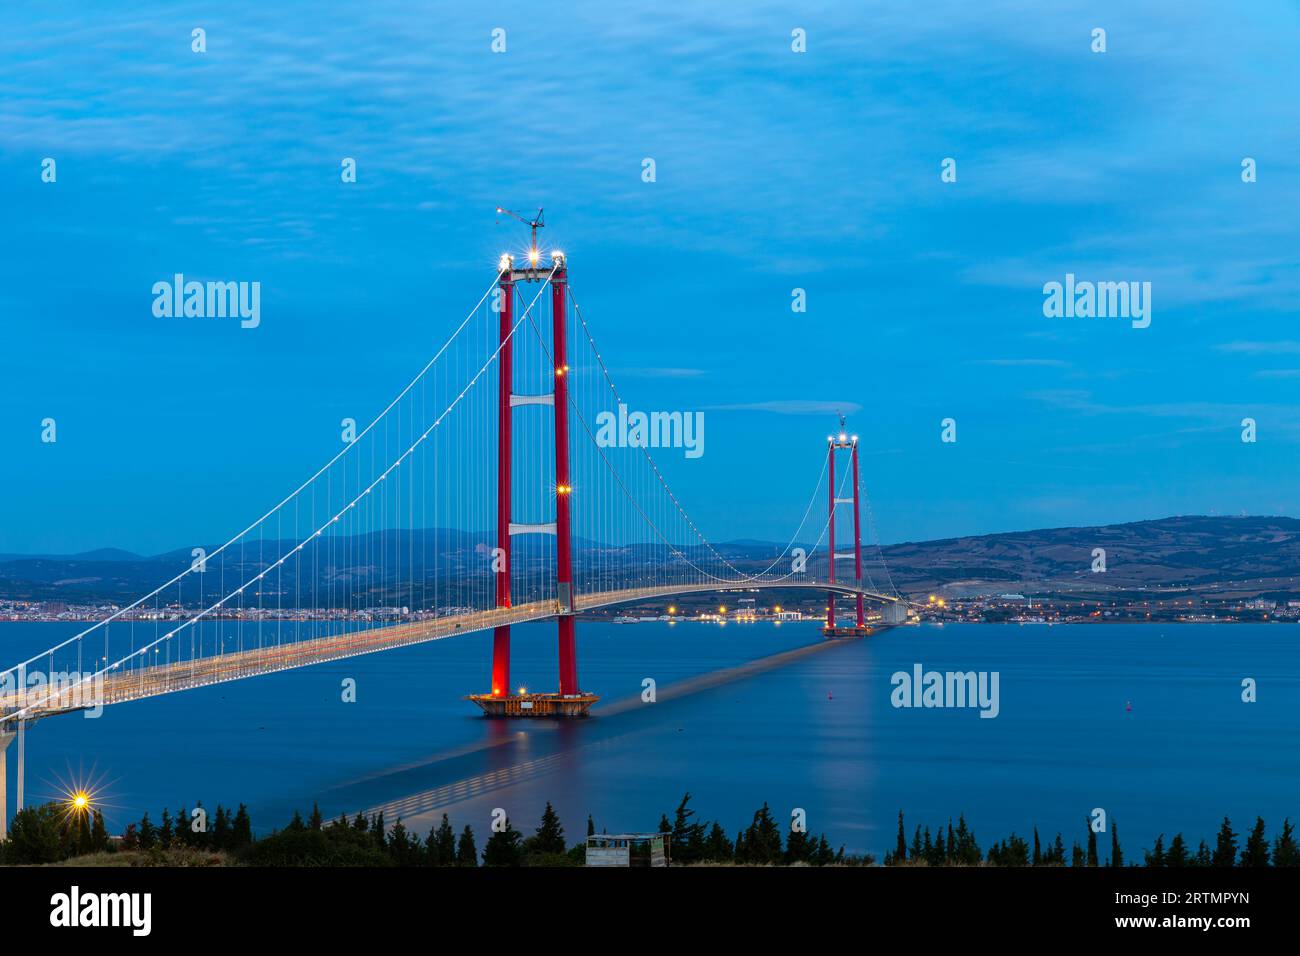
[{"xmin": 3, "ymin": 591, "xmax": 1296, "ymax": 626}]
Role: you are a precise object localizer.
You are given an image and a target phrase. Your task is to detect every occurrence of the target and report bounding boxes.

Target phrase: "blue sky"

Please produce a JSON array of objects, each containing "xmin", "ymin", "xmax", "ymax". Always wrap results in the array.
[{"xmin": 3, "ymin": 0, "xmax": 1300, "ymax": 555}]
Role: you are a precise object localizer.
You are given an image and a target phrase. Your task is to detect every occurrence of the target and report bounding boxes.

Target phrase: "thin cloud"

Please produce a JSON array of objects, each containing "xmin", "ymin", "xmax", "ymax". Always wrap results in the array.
[
  {"xmin": 1215, "ymin": 341, "xmax": 1300, "ymax": 355},
  {"xmin": 616, "ymin": 367, "xmax": 706, "ymax": 379},
  {"xmin": 706, "ymin": 400, "xmax": 863, "ymax": 416},
  {"xmin": 970, "ymin": 358, "xmax": 1070, "ymax": 368}
]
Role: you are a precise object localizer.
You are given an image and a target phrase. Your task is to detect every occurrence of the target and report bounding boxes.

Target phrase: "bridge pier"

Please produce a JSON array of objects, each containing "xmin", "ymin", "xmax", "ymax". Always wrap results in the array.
[{"xmin": 0, "ymin": 725, "xmax": 14, "ymax": 841}]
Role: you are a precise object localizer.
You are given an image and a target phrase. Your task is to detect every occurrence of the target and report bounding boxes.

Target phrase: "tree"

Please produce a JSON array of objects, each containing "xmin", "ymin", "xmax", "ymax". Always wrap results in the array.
[
  {"xmin": 388, "ymin": 820, "xmax": 420, "ymax": 866},
  {"xmin": 1273, "ymin": 819, "xmax": 1299, "ymax": 867},
  {"xmin": 910, "ymin": 824, "xmax": 923, "ymax": 861},
  {"xmin": 533, "ymin": 802, "xmax": 566, "ymax": 856},
  {"xmin": 742, "ymin": 804, "xmax": 783, "ymax": 865},
  {"xmin": 232, "ymin": 804, "xmax": 253, "ymax": 849},
  {"xmin": 90, "ymin": 810, "xmax": 110, "ymax": 853},
  {"xmin": 895, "ymin": 811, "xmax": 907, "ymax": 863},
  {"xmin": 138, "ymin": 812, "xmax": 157, "ymax": 850},
  {"xmin": 456, "ymin": 826, "xmax": 478, "ymax": 867},
  {"xmin": 813, "ymin": 835, "xmax": 835, "ymax": 866},
  {"xmin": 1086, "ymin": 823, "xmax": 1099, "ymax": 867},
  {"xmin": 159, "ymin": 808, "xmax": 174, "ymax": 848},
  {"xmin": 587, "ymin": 815, "xmax": 596, "ymax": 838},
  {"xmin": 1110, "ymin": 824, "xmax": 1123, "ymax": 868},
  {"xmin": 212, "ymin": 805, "xmax": 231, "ymax": 850},
  {"xmin": 1145, "ymin": 835, "xmax": 1166, "ymax": 867},
  {"xmin": 73, "ymin": 809, "xmax": 93, "ymax": 856},
  {"xmin": 309, "ymin": 803, "xmax": 323, "ymax": 831},
  {"xmin": 1032, "ymin": 828, "xmax": 1042, "ymax": 866},
  {"xmin": 1049, "ymin": 833, "xmax": 1066, "ymax": 866},
  {"xmin": 4, "ymin": 805, "xmax": 64, "ymax": 864},
  {"xmin": 785, "ymin": 825, "xmax": 813, "ymax": 865},
  {"xmin": 1167, "ymin": 834, "xmax": 1190, "ymax": 867},
  {"xmin": 1212, "ymin": 817, "xmax": 1237, "ymax": 868},
  {"xmin": 1240, "ymin": 817, "xmax": 1269, "ymax": 867},
  {"xmin": 1194, "ymin": 840, "xmax": 1212, "ymax": 866},
  {"xmin": 483, "ymin": 817, "xmax": 523, "ymax": 867},
  {"xmin": 669, "ymin": 793, "xmax": 699, "ymax": 864},
  {"xmin": 953, "ymin": 816, "xmax": 981, "ymax": 865},
  {"xmin": 702, "ymin": 823, "xmax": 734, "ymax": 862},
  {"xmin": 429, "ymin": 814, "xmax": 456, "ymax": 866},
  {"xmin": 987, "ymin": 834, "xmax": 1030, "ymax": 867}
]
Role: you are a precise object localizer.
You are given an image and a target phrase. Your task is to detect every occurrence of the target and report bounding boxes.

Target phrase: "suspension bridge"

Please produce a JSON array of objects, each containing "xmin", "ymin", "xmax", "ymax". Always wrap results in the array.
[{"xmin": 0, "ymin": 213, "xmax": 911, "ymax": 833}]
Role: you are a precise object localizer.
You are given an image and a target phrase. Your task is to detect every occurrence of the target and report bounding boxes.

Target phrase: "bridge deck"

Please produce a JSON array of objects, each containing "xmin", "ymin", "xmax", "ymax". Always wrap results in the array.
[{"xmin": 0, "ymin": 580, "xmax": 898, "ymax": 720}]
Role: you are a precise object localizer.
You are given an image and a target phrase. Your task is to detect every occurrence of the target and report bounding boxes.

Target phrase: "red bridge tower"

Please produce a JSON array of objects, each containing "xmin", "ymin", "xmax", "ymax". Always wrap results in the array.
[
  {"xmin": 824, "ymin": 419, "xmax": 871, "ymax": 638},
  {"xmin": 468, "ymin": 208, "xmax": 599, "ymax": 717}
]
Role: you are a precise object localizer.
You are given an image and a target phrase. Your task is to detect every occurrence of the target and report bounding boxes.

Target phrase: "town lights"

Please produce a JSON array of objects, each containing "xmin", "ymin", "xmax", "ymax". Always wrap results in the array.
[
  {"xmin": 551, "ymin": 250, "xmax": 565, "ymax": 264},
  {"xmin": 518, "ymin": 686, "xmax": 527, "ymax": 695},
  {"xmin": 498, "ymin": 254, "xmax": 511, "ymax": 271},
  {"xmin": 528, "ymin": 247, "xmax": 540, "ymax": 265}
]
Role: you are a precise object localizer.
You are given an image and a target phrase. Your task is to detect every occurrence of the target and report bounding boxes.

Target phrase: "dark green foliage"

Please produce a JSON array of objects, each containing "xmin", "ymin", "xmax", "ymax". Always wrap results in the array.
[
  {"xmin": 1240, "ymin": 817, "xmax": 1269, "ymax": 867},
  {"xmin": 533, "ymin": 802, "xmax": 566, "ymax": 856},
  {"xmin": 232, "ymin": 804, "xmax": 253, "ymax": 849},
  {"xmin": 1166, "ymin": 834, "xmax": 1190, "ymax": 867},
  {"xmin": 1212, "ymin": 817, "xmax": 1237, "ymax": 868},
  {"xmin": 4, "ymin": 797, "xmax": 1291, "ymax": 871},
  {"xmin": 428, "ymin": 814, "xmax": 456, "ymax": 866},
  {"xmin": 456, "ymin": 825, "xmax": 478, "ymax": 867},
  {"xmin": 482, "ymin": 817, "xmax": 524, "ymax": 867},
  {"xmin": 1273, "ymin": 819, "xmax": 1299, "ymax": 867},
  {"xmin": 3, "ymin": 804, "xmax": 65, "ymax": 863},
  {"xmin": 737, "ymin": 803, "xmax": 783, "ymax": 865},
  {"xmin": 1145, "ymin": 835, "xmax": 1166, "ymax": 867},
  {"xmin": 987, "ymin": 833, "xmax": 1030, "ymax": 867},
  {"xmin": 702, "ymin": 822, "xmax": 733, "ymax": 862}
]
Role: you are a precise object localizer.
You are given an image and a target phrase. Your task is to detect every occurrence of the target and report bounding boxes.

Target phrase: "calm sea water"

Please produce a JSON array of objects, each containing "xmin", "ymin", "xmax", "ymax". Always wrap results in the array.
[{"xmin": 2, "ymin": 620, "xmax": 1297, "ymax": 858}]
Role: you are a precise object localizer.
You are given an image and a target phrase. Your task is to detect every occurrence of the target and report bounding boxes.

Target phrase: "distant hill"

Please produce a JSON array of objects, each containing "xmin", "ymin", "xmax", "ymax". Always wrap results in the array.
[
  {"xmin": 876, "ymin": 515, "xmax": 1300, "ymax": 599},
  {"xmin": 3, "ymin": 516, "xmax": 1299, "ymax": 604}
]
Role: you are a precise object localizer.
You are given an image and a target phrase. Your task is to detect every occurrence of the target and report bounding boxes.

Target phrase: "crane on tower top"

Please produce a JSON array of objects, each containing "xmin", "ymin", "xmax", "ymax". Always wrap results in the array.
[{"xmin": 496, "ymin": 206, "xmax": 545, "ymax": 264}]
